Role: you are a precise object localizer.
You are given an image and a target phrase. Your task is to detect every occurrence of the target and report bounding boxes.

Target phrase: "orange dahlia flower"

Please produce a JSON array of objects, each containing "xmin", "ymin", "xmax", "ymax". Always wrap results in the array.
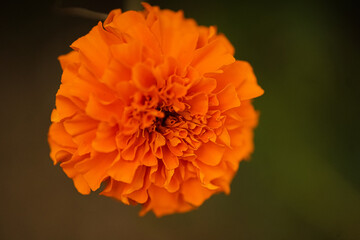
[{"xmin": 48, "ymin": 3, "xmax": 264, "ymax": 216}]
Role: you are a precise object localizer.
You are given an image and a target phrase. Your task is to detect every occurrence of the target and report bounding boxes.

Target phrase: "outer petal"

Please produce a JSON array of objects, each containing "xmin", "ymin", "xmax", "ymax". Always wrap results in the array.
[
  {"xmin": 75, "ymin": 151, "xmax": 118, "ymax": 191},
  {"xmin": 71, "ymin": 23, "xmax": 110, "ymax": 78},
  {"xmin": 181, "ymin": 178, "xmax": 214, "ymax": 206},
  {"xmin": 191, "ymin": 38, "xmax": 235, "ymax": 74},
  {"xmin": 196, "ymin": 141, "xmax": 225, "ymax": 166},
  {"xmin": 211, "ymin": 61, "xmax": 264, "ymax": 99}
]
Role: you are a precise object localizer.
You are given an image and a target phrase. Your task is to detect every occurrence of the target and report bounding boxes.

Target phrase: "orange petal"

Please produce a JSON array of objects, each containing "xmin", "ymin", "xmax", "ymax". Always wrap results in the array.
[
  {"xmin": 211, "ymin": 61, "xmax": 264, "ymax": 99},
  {"xmin": 73, "ymin": 174, "xmax": 91, "ymax": 195},
  {"xmin": 170, "ymin": 82, "xmax": 188, "ymax": 98},
  {"xmin": 165, "ymin": 170, "xmax": 181, "ymax": 193},
  {"xmin": 216, "ymin": 84, "xmax": 241, "ymax": 112},
  {"xmin": 141, "ymin": 149, "xmax": 158, "ymax": 166},
  {"xmin": 196, "ymin": 141, "xmax": 225, "ymax": 166},
  {"xmin": 71, "ymin": 128, "xmax": 97, "ymax": 156},
  {"xmin": 58, "ymin": 51, "xmax": 79, "ymax": 69},
  {"xmin": 92, "ymin": 122, "xmax": 118, "ymax": 153},
  {"xmin": 153, "ymin": 57, "xmax": 177, "ymax": 88},
  {"xmin": 217, "ymin": 128, "xmax": 231, "ymax": 147},
  {"xmin": 132, "ymin": 62, "xmax": 157, "ymax": 90},
  {"xmin": 110, "ymin": 41, "xmax": 142, "ymax": 67},
  {"xmin": 107, "ymin": 157, "xmax": 140, "ymax": 183},
  {"xmin": 211, "ymin": 177, "xmax": 231, "ymax": 194},
  {"xmin": 54, "ymin": 96, "xmax": 78, "ymax": 120},
  {"xmin": 115, "ymin": 81, "xmax": 137, "ymax": 105},
  {"xmin": 157, "ymin": 9, "xmax": 198, "ymax": 70},
  {"xmin": 228, "ymin": 127, "xmax": 254, "ymax": 153},
  {"xmin": 191, "ymin": 38, "xmax": 235, "ymax": 74},
  {"xmin": 60, "ymin": 153, "xmax": 88, "ymax": 178},
  {"xmin": 49, "ymin": 140, "xmax": 75, "ymax": 165},
  {"xmin": 71, "ymin": 24, "xmax": 109, "ymax": 78},
  {"xmin": 100, "ymin": 59, "xmax": 131, "ymax": 89},
  {"xmin": 162, "ymin": 146, "xmax": 179, "ymax": 169},
  {"xmin": 106, "ymin": 10, "xmax": 145, "ymax": 35},
  {"xmin": 85, "ymin": 94, "xmax": 123, "ymax": 123},
  {"xmin": 188, "ymin": 77, "xmax": 217, "ymax": 95},
  {"xmin": 57, "ymin": 70, "xmax": 89, "ymax": 103},
  {"xmin": 195, "ymin": 159, "xmax": 227, "ymax": 184},
  {"xmin": 181, "ymin": 178, "xmax": 213, "ymax": 206},
  {"xmin": 125, "ymin": 20, "xmax": 162, "ymax": 64},
  {"xmin": 121, "ymin": 136, "xmax": 146, "ymax": 161},
  {"xmin": 208, "ymin": 94, "xmax": 219, "ymax": 107},
  {"xmin": 196, "ymin": 25, "xmax": 217, "ymax": 49},
  {"xmin": 53, "ymin": 150, "xmax": 72, "ymax": 165},
  {"xmin": 48, "ymin": 122, "xmax": 76, "ymax": 148},
  {"xmin": 147, "ymin": 185, "xmax": 180, "ymax": 217},
  {"xmin": 237, "ymin": 63, "xmax": 264, "ymax": 100},
  {"xmin": 150, "ymin": 132, "xmax": 166, "ymax": 156},
  {"xmin": 100, "ymin": 179, "xmax": 127, "ymax": 202},
  {"xmin": 122, "ymin": 166, "xmax": 147, "ymax": 195},
  {"xmin": 75, "ymin": 151, "xmax": 117, "ymax": 191},
  {"xmin": 63, "ymin": 114, "xmax": 98, "ymax": 137},
  {"xmin": 104, "ymin": 9, "xmax": 121, "ymax": 26},
  {"xmin": 215, "ymin": 34, "xmax": 235, "ymax": 56},
  {"xmin": 126, "ymin": 187, "xmax": 148, "ymax": 204},
  {"xmin": 185, "ymin": 93, "xmax": 208, "ymax": 115}
]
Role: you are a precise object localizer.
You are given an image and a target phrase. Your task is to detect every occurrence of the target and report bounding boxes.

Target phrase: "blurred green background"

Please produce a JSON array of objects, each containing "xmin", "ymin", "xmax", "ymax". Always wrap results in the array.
[{"xmin": 1, "ymin": 0, "xmax": 359, "ymax": 239}]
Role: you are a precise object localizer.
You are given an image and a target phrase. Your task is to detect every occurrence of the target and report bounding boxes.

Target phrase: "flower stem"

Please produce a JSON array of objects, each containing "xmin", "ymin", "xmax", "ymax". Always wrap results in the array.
[{"xmin": 53, "ymin": 0, "xmax": 107, "ymax": 21}]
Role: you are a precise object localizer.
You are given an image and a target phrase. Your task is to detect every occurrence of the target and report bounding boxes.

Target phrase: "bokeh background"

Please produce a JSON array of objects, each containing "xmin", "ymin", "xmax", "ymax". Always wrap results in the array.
[{"xmin": 1, "ymin": 0, "xmax": 359, "ymax": 239}]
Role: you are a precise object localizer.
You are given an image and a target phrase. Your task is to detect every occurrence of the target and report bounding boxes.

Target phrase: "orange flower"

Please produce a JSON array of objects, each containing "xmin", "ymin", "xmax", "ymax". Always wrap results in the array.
[{"xmin": 48, "ymin": 3, "xmax": 264, "ymax": 216}]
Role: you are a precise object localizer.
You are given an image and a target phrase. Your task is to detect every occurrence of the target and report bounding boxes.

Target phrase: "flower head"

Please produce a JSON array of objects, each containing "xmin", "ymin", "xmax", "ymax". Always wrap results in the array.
[{"xmin": 48, "ymin": 3, "xmax": 264, "ymax": 216}]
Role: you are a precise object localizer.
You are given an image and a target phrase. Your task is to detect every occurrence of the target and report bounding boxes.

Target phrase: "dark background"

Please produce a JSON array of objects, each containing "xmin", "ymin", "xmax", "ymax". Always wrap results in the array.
[{"xmin": 1, "ymin": 0, "xmax": 359, "ymax": 239}]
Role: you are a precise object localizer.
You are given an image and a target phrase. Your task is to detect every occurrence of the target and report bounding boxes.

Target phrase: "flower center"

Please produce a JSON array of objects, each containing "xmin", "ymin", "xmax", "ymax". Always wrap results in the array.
[{"xmin": 153, "ymin": 106, "xmax": 181, "ymax": 132}]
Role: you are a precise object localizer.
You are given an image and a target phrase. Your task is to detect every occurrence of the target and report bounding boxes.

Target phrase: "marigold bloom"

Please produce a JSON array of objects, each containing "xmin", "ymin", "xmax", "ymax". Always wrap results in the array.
[{"xmin": 48, "ymin": 3, "xmax": 264, "ymax": 216}]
